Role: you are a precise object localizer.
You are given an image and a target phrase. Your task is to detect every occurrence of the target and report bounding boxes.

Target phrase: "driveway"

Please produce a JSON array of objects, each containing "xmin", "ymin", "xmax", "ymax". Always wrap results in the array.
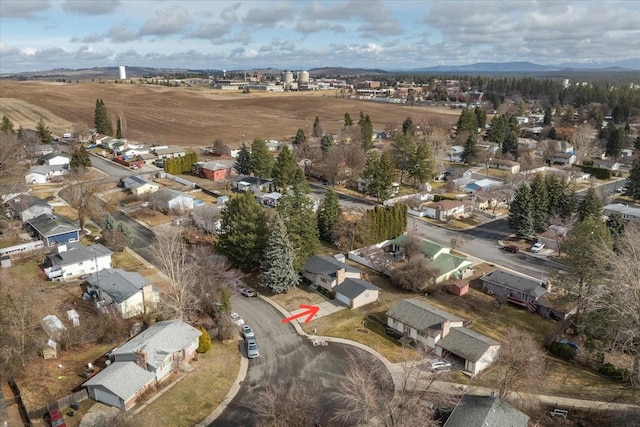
[{"xmin": 209, "ymin": 294, "xmax": 392, "ymax": 426}]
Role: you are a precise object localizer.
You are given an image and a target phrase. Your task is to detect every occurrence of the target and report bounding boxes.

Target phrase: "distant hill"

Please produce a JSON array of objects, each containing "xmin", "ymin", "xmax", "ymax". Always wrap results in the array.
[
  {"xmin": 400, "ymin": 60, "xmax": 639, "ymax": 73},
  {"xmin": 308, "ymin": 67, "xmax": 389, "ymax": 77}
]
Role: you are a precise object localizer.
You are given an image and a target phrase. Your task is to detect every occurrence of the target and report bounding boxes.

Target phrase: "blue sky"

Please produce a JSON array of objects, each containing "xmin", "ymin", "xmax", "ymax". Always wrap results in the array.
[{"xmin": 1, "ymin": 0, "xmax": 639, "ymax": 73}]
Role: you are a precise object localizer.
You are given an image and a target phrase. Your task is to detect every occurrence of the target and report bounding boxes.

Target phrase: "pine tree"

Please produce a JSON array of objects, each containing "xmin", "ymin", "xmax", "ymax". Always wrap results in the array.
[
  {"xmin": 361, "ymin": 151, "xmax": 398, "ymax": 201},
  {"xmin": 320, "ymin": 134, "xmax": 333, "ymax": 158},
  {"xmin": 605, "ymin": 126, "xmax": 625, "ymax": 159},
  {"xmin": 543, "ymin": 107, "xmax": 552, "ymax": 125},
  {"xmin": 408, "ymin": 138, "xmax": 435, "ymax": 187},
  {"xmin": 312, "ymin": 116, "xmax": 323, "ymax": 138},
  {"xmin": 577, "ymin": 188, "xmax": 602, "ymax": 222},
  {"xmin": 215, "ymin": 191, "xmax": 268, "ymax": 270},
  {"xmin": 102, "ymin": 214, "xmax": 117, "ymax": 231},
  {"xmin": 233, "ymin": 143, "xmax": 251, "ymax": 175},
  {"xmin": 456, "ymin": 109, "xmax": 478, "ymax": 135},
  {"xmin": 474, "ymin": 107, "xmax": 487, "ymax": 130},
  {"xmin": 634, "ymin": 135, "xmax": 640, "ymax": 151},
  {"xmin": 625, "ymin": 157, "xmax": 640, "ymax": 201},
  {"xmin": 116, "ymin": 117, "xmax": 123, "ymax": 139},
  {"xmin": 391, "ymin": 132, "xmax": 415, "ymax": 183},
  {"xmin": 402, "ymin": 117, "xmax": 413, "ymax": 134},
  {"xmin": 70, "ymin": 145, "xmax": 92, "ymax": 173},
  {"xmin": 359, "ymin": 112, "xmax": 374, "ymax": 151},
  {"xmin": 292, "ymin": 128, "xmax": 307, "ymax": 146},
  {"xmin": 606, "ymin": 212, "xmax": 625, "ymax": 252},
  {"xmin": 344, "ymin": 112, "xmax": 353, "ymax": 127},
  {"xmin": 508, "ymin": 183, "xmax": 534, "ymax": 238},
  {"xmin": 272, "ymin": 145, "xmax": 297, "ymax": 191},
  {"xmin": 0, "ymin": 115, "xmax": 15, "ymax": 134},
  {"xmin": 461, "ymin": 134, "xmax": 477, "ymax": 164},
  {"xmin": 36, "ymin": 118, "xmax": 52, "ymax": 144},
  {"xmin": 261, "ymin": 213, "xmax": 299, "ymax": 293},
  {"xmin": 116, "ymin": 222, "xmax": 133, "ymax": 246},
  {"xmin": 544, "ymin": 175, "xmax": 562, "ymax": 218},
  {"xmin": 249, "ymin": 138, "xmax": 273, "ymax": 178},
  {"xmin": 530, "ymin": 174, "xmax": 548, "ymax": 232},
  {"xmin": 94, "ymin": 99, "xmax": 113, "ymax": 135},
  {"xmin": 558, "ymin": 184, "xmax": 577, "ymax": 220},
  {"xmin": 502, "ymin": 131, "xmax": 519, "ymax": 159},
  {"xmin": 317, "ymin": 188, "xmax": 341, "ymax": 243}
]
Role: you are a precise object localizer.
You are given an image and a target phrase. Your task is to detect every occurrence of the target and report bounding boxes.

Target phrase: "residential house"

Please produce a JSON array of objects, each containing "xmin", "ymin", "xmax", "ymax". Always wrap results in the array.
[
  {"xmin": 159, "ymin": 189, "xmax": 195, "ymax": 212},
  {"xmin": 6, "ymin": 194, "xmax": 52, "ymax": 223},
  {"xmin": 303, "ymin": 255, "xmax": 362, "ymax": 292},
  {"xmin": 446, "ymin": 145, "xmax": 464, "ymax": 163},
  {"xmin": 27, "ymin": 214, "xmax": 80, "ymax": 246},
  {"xmin": 84, "ymin": 320, "xmax": 201, "ymax": 410},
  {"xmin": 479, "ymin": 158, "xmax": 521, "ymax": 174},
  {"xmin": 40, "ymin": 152, "xmax": 70, "ymax": 166},
  {"xmin": 481, "ymin": 269, "xmax": 576, "ymax": 320},
  {"xmin": 194, "ymin": 161, "xmax": 232, "ymax": 181},
  {"xmin": 594, "ymin": 159, "xmax": 620, "ymax": 171},
  {"xmin": 261, "ymin": 192, "xmax": 282, "ymax": 208},
  {"xmin": 222, "ymin": 145, "xmax": 240, "ymax": 158},
  {"xmin": 546, "ymin": 151, "xmax": 576, "ymax": 165},
  {"xmin": 34, "ymin": 144, "xmax": 54, "ymax": 156},
  {"xmin": 152, "ymin": 147, "xmax": 186, "ymax": 160},
  {"xmin": 464, "ymin": 178, "xmax": 501, "ymax": 193},
  {"xmin": 122, "ymin": 175, "xmax": 160, "ymax": 196},
  {"xmin": 356, "ymin": 177, "xmax": 400, "ymax": 198},
  {"xmin": 265, "ymin": 140, "xmax": 281, "ymax": 151},
  {"xmin": 444, "ymin": 395, "xmax": 530, "ymax": 427},
  {"xmin": 85, "ymin": 268, "xmax": 159, "ymax": 318},
  {"xmin": 44, "ymin": 242, "xmax": 112, "ymax": 280},
  {"xmin": 424, "ymin": 200, "xmax": 471, "ymax": 222},
  {"xmin": 25, "ymin": 164, "xmax": 67, "ymax": 184},
  {"xmin": 604, "ymin": 203, "xmax": 640, "ymax": 223},
  {"xmin": 334, "ymin": 278, "xmax": 381, "ymax": 308},
  {"xmin": 386, "ymin": 299, "xmax": 499, "ymax": 375},
  {"xmin": 136, "ymin": 153, "xmax": 158, "ymax": 165},
  {"xmin": 447, "ymin": 279, "xmax": 469, "ymax": 296}
]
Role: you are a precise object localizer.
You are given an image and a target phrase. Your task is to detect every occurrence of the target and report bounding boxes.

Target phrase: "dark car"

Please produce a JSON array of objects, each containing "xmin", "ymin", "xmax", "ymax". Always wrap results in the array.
[
  {"xmin": 503, "ymin": 245, "xmax": 519, "ymax": 253},
  {"xmin": 47, "ymin": 409, "xmax": 67, "ymax": 427}
]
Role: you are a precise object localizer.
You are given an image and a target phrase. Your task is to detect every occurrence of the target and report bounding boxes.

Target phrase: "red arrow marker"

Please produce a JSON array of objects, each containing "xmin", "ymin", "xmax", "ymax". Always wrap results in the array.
[{"xmin": 281, "ymin": 304, "xmax": 320, "ymax": 324}]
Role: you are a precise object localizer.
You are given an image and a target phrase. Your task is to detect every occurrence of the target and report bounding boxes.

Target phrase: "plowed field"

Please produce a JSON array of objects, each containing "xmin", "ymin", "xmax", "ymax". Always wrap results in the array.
[{"xmin": 0, "ymin": 80, "xmax": 458, "ymax": 147}]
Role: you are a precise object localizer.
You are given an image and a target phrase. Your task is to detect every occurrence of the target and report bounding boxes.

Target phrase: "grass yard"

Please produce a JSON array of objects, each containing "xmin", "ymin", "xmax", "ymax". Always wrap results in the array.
[
  {"xmin": 129, "ymin": 209, "xmax": 175, "ymax": 227},
  {"xmin": 111, "ymin": 251, "xmax": 150, "ymax": 272},
  {"xmin": 269, "ymin": 286, "xmax": 327, "ymax": 312},
  {"xmin": 52, "ymin": 205, "xmax": 79, "ymax": 221},
  {"xmin": 128, "ymin": 341, "xmax": 241, "ymax": 427}
]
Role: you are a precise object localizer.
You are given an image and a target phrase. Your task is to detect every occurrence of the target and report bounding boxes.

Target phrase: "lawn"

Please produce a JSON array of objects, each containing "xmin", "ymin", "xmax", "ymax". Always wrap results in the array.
[
  {"xmin": 111, "ymin": 251, "xmax": 149, "ymax": 272},
  {"xmin": 128, "ymin": 341, "xmax": 241, "ymax": 427}
]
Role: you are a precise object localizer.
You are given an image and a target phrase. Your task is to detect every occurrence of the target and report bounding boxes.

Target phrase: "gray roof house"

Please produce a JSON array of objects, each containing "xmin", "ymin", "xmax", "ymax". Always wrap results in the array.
[
  {"xmin": 84, "ymin": 361, "xmax": 156, "ymax": 411},
  {"xmin": 481, "ymin": 269, "xmax": 547, "ymax": 312},
  {"xmin": 27, "ymin": 213, "xmax": 80, "ymax": 246},
  {"xmin": 303, "ymin": 255, "xmax": 362, "ymax": 292},
  {"xmin": 6, "ymin": 194, "xmax": 52, "ymax": 223},
  {"xmin": 121, "ymin": 175, "xmax": 159, "ymax": 196},
  {"xmin": 45, "ymin": 242, "xmax": 113, "ymax": 280},
  {"xmin": 444, "ymin": 395, "xmax": 529, "ymax": 427},
  {"xmin": 85, "ymin": 268, "xmax": 159, "ymax": 318},
  {"xmin": 334, "ymin": 278, "xmax": 381, "ymax": 309},
  {"xmin": 386, "ymin": 299, "xmax": 499, "ymax": 375}
]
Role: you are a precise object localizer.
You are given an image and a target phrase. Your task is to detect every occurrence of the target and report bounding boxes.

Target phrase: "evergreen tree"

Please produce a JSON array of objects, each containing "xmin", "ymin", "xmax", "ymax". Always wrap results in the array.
[
  {"xmin": 102, "ymin": 214, "xmax": 117, "ymax": 231},
  {"xmin": 233, "ymin": 143, "xmax": 251, "ymax": 175},
  {"xmin": 277, "ymin": 180, "xmax": 319, "ymax": 271},
  {"xmin": 502, "ymin": 131, "xmax": 519, "ymax": 159},
  {"xmin": 292, "ymin": 128, "xmax": 307, "ymax": 146},
  {"xmin": 271, "ymin": 145, "xmax": 298, "ymax": 191},
  {"xmin": 577, "ymin": 188, "xmax": 602, "ymax": 222},
  {"xmin": 359, "ymin": 112, "xmax": 374, "ymax": 151},
  {"xmin": 219, "ymin": 287, "xmax": 232, "ymax": 313},
  {"xmin": 320, "ymin": 134, "xmax": 333, "ymax": 158},
  {"xmin": 361, "ymin": 151, "xmax": 398, "ymax": 201},
  {"xmin": 249, "ymin": 138, "xmax": 273, "ymax": 178},
  {"xmin": 605, "ymin": 126, "xmax": 625, "ymax": 159},
  {"xmin": 343, "ymin": 112, "xmax": 353, "ymax": 127},
  {"xmin": 408, "ymin": 138, "xmax": 435, "ymax": 187},
  {"xmin": 474, "ymin": 107, "xmax": 487, "ymax": 130},
  {"xmin": 261, "ymin": 213, "xmax": 299, "ymax": 293},
  {"xmin": 312, "ymin": 116, "xmax": 323, "ymax": 138},
  {"xmin": 606, "ymin": 212, "xmax": 625, "ymax": 252},
  {"xmin": 70, "ymin": 145, "xmax": 92, "ymax": 173},
  {"xmin": 0, "ymin": 115, "xmax": 15, "ymax": 134},
  {"xmin": 634, "ymin": 135, "xmax": 640, "ymax": 151},
  {"xmin": 456, "ymin": 108, "xmax": 478, "ymax": 135},
  {"xmin": 17, "ymin": 125, "xmax": 24, "ymax": 141},
  {"xmin": 508, "ymin": 183, "xmax": 534, "ymax": 238},
  {"xmin": 543, "ymin": 107, "xmax": 552, "ymax": 125},
  {"xmin": 461, "ymin": 134, "xmax": 477, "ymax": 164},
  {"xmin": 544, "ymin": 174, "xmax": 562, "ymax": 218},
  {"xmin": 390, "ymin": 132, "xmax": 415, "ymax": 183},
  {"xmin": 625, "ymin": 157, "xmax": 640, "ymax": 201},
  {"xmin": 402, "ymin": 117, "xmax": 413, "ymax": 134},
  {"xmin": 530, "ymin": 174, "xmax": 549, "ymax": 232},
  {"xmin": 36, "ymin": 118, "xmax": 52, "ymax": 144},
  {"xmin": 116, "ymin": 117, "xmax": 123, "ymax": 139},
  {"xmin": 558, "ymin": 184, "xmax": 578, "ymax": 220},
  {"xmin": 317, "ymin": 188, "xmax": 341, "ymax": 243},
  {"xmin": 215, "ymin": 191, "xmax": 268, "ymax": 270},
  {"xmin": 116, "ymin": 222, "xmax": 133, "ymax": 246},
  {"xmin": 94, "ymin": 99, "xmax": 113, "ymax": 135}
]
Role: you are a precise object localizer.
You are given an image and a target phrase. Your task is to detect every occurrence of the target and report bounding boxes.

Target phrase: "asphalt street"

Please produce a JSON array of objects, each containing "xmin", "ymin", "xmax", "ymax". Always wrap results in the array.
[{"xmin": 210, "ymin": 293, "xmax": 392, "ymax": 427}]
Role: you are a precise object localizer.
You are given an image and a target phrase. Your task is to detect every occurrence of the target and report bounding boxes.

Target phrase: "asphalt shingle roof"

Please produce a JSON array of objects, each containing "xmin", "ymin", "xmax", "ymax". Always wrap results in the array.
[
  {"xmin": 123, "ymin": 175, "xmax": 157, "ymax": 190},
  {"xmin": 385, "ymin": 299, "xmax": 463, "ymax": 332},
  {"xmin": 304, "ymin": 255, "xmax": 361, "ymax": 277},
  {"xmin": 437, "ymin": 327, "xmax": 499, "ymax": 363},
  {"xmin": 7, "ymin": 194, "xmax": 49, "ymax": 212},
  {"xmin": 28, "ymin": 213, "xmax": 79, "ymax": 237},
  {"xmin": 443, "ymin": 395, "xmax": 529, "ymax": 427},
  {"xmin": 84, "ymin": 362, "xmax": 155, "ymax": 401},
  {"xmin": 334, "ymin": 278, "xmax": 380, "ymax": 299},
  {"xmin": 48, "ymin": 242, "xmax": 112, "ymax": 267},
  {"xmin": 85, "ymin": 268, "xmax": 148, "ymax": 303},
  {"xmin": 482, "ymin": 269, "xmax": 547, "ymax": 298},
  {"xmin": 111, "ymin": 320, "xmax": 201, "ymax": 370}
]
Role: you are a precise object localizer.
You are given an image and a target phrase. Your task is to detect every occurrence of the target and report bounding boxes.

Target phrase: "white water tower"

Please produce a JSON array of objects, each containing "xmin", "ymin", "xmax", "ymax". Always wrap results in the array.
[{"xmin": 119, "ymin": 66, "xmax": 126, "ymax": 80}]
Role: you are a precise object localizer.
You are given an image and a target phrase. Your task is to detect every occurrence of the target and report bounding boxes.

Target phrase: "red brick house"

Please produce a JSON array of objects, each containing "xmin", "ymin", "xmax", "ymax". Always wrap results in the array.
[{"xmin": 194, "ymin": 161, "xmax": 232, "ymax": 181}]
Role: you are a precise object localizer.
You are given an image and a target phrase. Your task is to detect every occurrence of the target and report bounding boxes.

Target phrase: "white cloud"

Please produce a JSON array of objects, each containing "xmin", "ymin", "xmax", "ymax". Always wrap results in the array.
[
  {"xmin": 0, "ymin": 0, "xmax": 50, "ymax": 19},
  {"xmin": 61, "ymin": 0, "xmax": 120, "ymax": 16},
  {"xmin": 139, "ymin": 6, "xmax": 193, "ymax": 37}
]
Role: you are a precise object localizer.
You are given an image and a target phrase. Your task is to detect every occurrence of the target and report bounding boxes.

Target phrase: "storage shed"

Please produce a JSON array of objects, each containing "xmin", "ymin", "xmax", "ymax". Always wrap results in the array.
[{"xmin": 447, "ymin": 280, "xmax": 469, "ymax": 296}]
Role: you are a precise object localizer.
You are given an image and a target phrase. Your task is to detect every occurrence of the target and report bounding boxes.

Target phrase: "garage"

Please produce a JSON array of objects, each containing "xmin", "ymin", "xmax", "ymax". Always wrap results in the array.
[
  {"xmin": 84, "ymin": 362, "xmax": 155, "ymax": 411},
  {"xmin": 87, "ymin": 385, "xmax": 124, "ymax": 410},
  {"xmin": 334, "ymin": 278, "xmax": 381, "ymax": 309}
]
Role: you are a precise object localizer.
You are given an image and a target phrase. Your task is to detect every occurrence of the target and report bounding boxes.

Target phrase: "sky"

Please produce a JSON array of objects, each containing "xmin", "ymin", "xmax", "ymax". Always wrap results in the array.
[{"xmin": 1, "ymin": 0, "xmax": 639, "ymax": 74}]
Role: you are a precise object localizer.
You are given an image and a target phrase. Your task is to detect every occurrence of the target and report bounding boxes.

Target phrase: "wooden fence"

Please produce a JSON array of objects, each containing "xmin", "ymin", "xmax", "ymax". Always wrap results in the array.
[{"xmin": 28, "ymin": 389, "xmax": 88, "ymax": 419}]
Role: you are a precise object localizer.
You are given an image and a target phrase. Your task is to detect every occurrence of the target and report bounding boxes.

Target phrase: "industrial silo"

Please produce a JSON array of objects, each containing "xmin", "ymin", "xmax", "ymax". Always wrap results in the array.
[
  {"xmin": 118, "ymin": 66, "xmax": 126, "ymax": 80},
  {"xmin": 284, "ymin": 71, "xmax": 294, "ymax": 84},
  {"xmin": 298, "ymin": 70, "xmax": 310, "ymax": 85}
]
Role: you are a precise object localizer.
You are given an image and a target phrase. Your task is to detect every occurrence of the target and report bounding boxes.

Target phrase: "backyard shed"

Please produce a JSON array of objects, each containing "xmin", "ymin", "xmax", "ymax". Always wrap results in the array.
[{"xmin": 447, "ymin": 280, "xmax": 469, "ymax": 296}]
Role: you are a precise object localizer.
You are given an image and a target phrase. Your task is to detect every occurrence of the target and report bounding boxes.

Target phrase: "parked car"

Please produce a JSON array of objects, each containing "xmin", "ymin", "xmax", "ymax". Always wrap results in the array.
[
  {"xmin": 309, "ymin": 283, "xmax": 318, "ymax": 291},
  {"xmin": 531, "ymin": 242, "xmax": 545, "ymax": 253},
  {"xmin": 241, "ymin": 324, "xmax": 255, "ymax": 339},
  {"xmin": 617, "ymin": 187, "xmax": 627, "ymax": 194},
  {"xmin": 47, "ymin": 408, "xmax": 67, "ymax": 427},
  {"xmin": 246, "ymin": 337, "xmax": 260, "ymax": 358},
  {"xmin": 241, "ymin": 289, "xmax": 257, "ymax": 297},
  {"xmin": 428, "ymin": 358, "xmax": 452, "ymax": 371},
  {"xmin": 503, "ymin": 245, "xmax": 519, "ymax": 253},
  {"xmin": 230, "ymin": 312, "xmax": 245, "ymax": 326}
]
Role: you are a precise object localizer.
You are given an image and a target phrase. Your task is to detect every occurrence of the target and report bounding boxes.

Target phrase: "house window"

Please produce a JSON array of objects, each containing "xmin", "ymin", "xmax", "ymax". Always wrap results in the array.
[{"xmin": 321, "ymin": 277, "xmax": 327, "ymax": 283}]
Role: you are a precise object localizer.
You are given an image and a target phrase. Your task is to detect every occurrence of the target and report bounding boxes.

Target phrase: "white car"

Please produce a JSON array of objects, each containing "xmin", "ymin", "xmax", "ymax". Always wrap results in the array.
[
  {"xmin": 531, "ymin": 242, "xmax": 545, "ymax": 253},
  {"xmin": 241, "ymin": 324, "xmax": 255, "ymax": 339},
  {"xmin": 230, "ymin": 312, "xmax": 245, "ymax": 326},
  {"xmin": 429, "ymin": 358, "xmax": 452, "ymax": 371}
]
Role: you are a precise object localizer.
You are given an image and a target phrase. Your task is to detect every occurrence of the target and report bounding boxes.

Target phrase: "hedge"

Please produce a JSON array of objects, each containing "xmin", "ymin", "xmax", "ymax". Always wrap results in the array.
[{"xmin": 549, "ymin": 341, "xmax": 574, "ymax": 360}]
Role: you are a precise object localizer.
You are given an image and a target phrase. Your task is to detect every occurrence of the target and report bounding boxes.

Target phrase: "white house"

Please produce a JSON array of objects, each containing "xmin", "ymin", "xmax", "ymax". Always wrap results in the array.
[
  {"xmin": 6, "ymin": 194, "xmax": 52, "ymax": 223},
  {"xmin": 25, "ymin": 165, "xmax": 67, "ymax": 184},
  {"xmin": 159, "ymin": 189, "xmax": 195, "ymax": 212},
  {"xmin": 84, "ymin": 320, "xmax": 201, "ymax": 410},
  {"xmin": 85, "ymin": 269, "xmax": 159, "ymax": 318},
  {"xmin": 423, "ymin": 200, "xmax": 470, "ymax": 222},
  {"xmin": 44, "ymin": 242, "xmax": 113, "ymax": 280},
  {"xmin": 386, "ymin": 299, "xmax": 499, "ymax": 375},
  {"xmin": 604, "ymin": 203, "xmax": 640, "ymax": 223},
  {"xmin": 122, "ymin": 175, "xmax": 159, "ymax": 196},
  {"xmin": 334, "ymin": 278, "xmax": 381, "ymax": 308},
  {"xmin": 40, "ymin": 152, "xmax": 70, "ymax": 166},
  {"xmin": 447, "ymin": 145, "xmax": 464, "ymax": 163}
]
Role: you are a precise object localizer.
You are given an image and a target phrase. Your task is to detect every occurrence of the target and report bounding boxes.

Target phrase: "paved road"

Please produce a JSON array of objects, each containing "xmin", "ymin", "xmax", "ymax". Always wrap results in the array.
[
  {"xmin": 113, "ymin": 211, "xmax": 157, "ymax": 264},
  {"xmin": 209, "ymin": 293, "xmax": 392, "ymax": 426}
]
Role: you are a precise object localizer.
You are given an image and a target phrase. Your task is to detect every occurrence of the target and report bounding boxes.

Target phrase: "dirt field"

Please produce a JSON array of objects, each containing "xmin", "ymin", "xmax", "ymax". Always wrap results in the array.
[{"xmin": 0, "ymin": 80, "xmax": 458, "ymax": 146}]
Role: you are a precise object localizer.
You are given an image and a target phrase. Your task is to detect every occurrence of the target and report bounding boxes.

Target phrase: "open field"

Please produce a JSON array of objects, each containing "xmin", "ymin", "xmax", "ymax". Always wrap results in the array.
[{"xmin": 0, "ymin": 81, "xmax": 458, "ymax": 146}]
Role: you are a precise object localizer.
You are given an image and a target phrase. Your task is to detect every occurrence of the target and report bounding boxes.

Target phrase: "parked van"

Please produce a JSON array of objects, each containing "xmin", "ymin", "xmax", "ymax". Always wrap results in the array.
[{"xmin": 63, "ymin": 133, "xmax": 72, "ymax": 139}]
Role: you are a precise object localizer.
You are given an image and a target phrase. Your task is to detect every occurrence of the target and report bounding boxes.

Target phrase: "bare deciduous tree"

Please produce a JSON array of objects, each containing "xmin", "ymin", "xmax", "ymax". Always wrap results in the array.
[
  {"xmin": 450, "ymin": 236, "xmax": 466, "ymax": 251},
  {"xmin": 0, "ymin": 132, "xmax": 25, "ymax": 182},
  {"xmin": 390, "ymin": 255, "xmax": 440, "ymax": 293},
  {"xmin": 151, "ymin": 226, "xmax": 198, "ymax": 321},
  {"xmin": 67, "ymin": 171, "xmax": 100, "ymax": 232},
  {"xmin": 495, "ymin": 327, "xmax": 547, "ymax": 398},
  {"xmin": 255, "ymin": 380, "xmax": 324, "ymax": 427}
]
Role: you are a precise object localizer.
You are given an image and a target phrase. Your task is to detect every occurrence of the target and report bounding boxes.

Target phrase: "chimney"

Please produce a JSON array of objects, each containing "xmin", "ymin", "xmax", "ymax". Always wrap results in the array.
[
  {"xmin": 57, "ymin": 244, "xmax": 67, "ymax": 253},
  {"xmin": 336, "ymin": 268, "xmax": 346, "ymax": 285},
  {"xmin": 135, "ymin": 350, "xmax": 148, "ymax": 370},
  {"xmin": 441, "ymin": 320, "xmax": 451, "ymax": 338},
  {"xmin": 141, "ymin": 284, "xmax": 155, "ymax": 313}
]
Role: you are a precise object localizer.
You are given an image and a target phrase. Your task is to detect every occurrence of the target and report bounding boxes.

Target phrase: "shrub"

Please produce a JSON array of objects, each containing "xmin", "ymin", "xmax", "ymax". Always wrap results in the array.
[
  {"xmin": 196, "ymin": 327, "xmax": 212, "ymax": 353},
  {"xmin": 598, "ymin": 363, "xmax": 630, "ymax": 382},
  {"xmin": 549, "ymin": 341, "xmax": 574, "ymax": 360}
]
